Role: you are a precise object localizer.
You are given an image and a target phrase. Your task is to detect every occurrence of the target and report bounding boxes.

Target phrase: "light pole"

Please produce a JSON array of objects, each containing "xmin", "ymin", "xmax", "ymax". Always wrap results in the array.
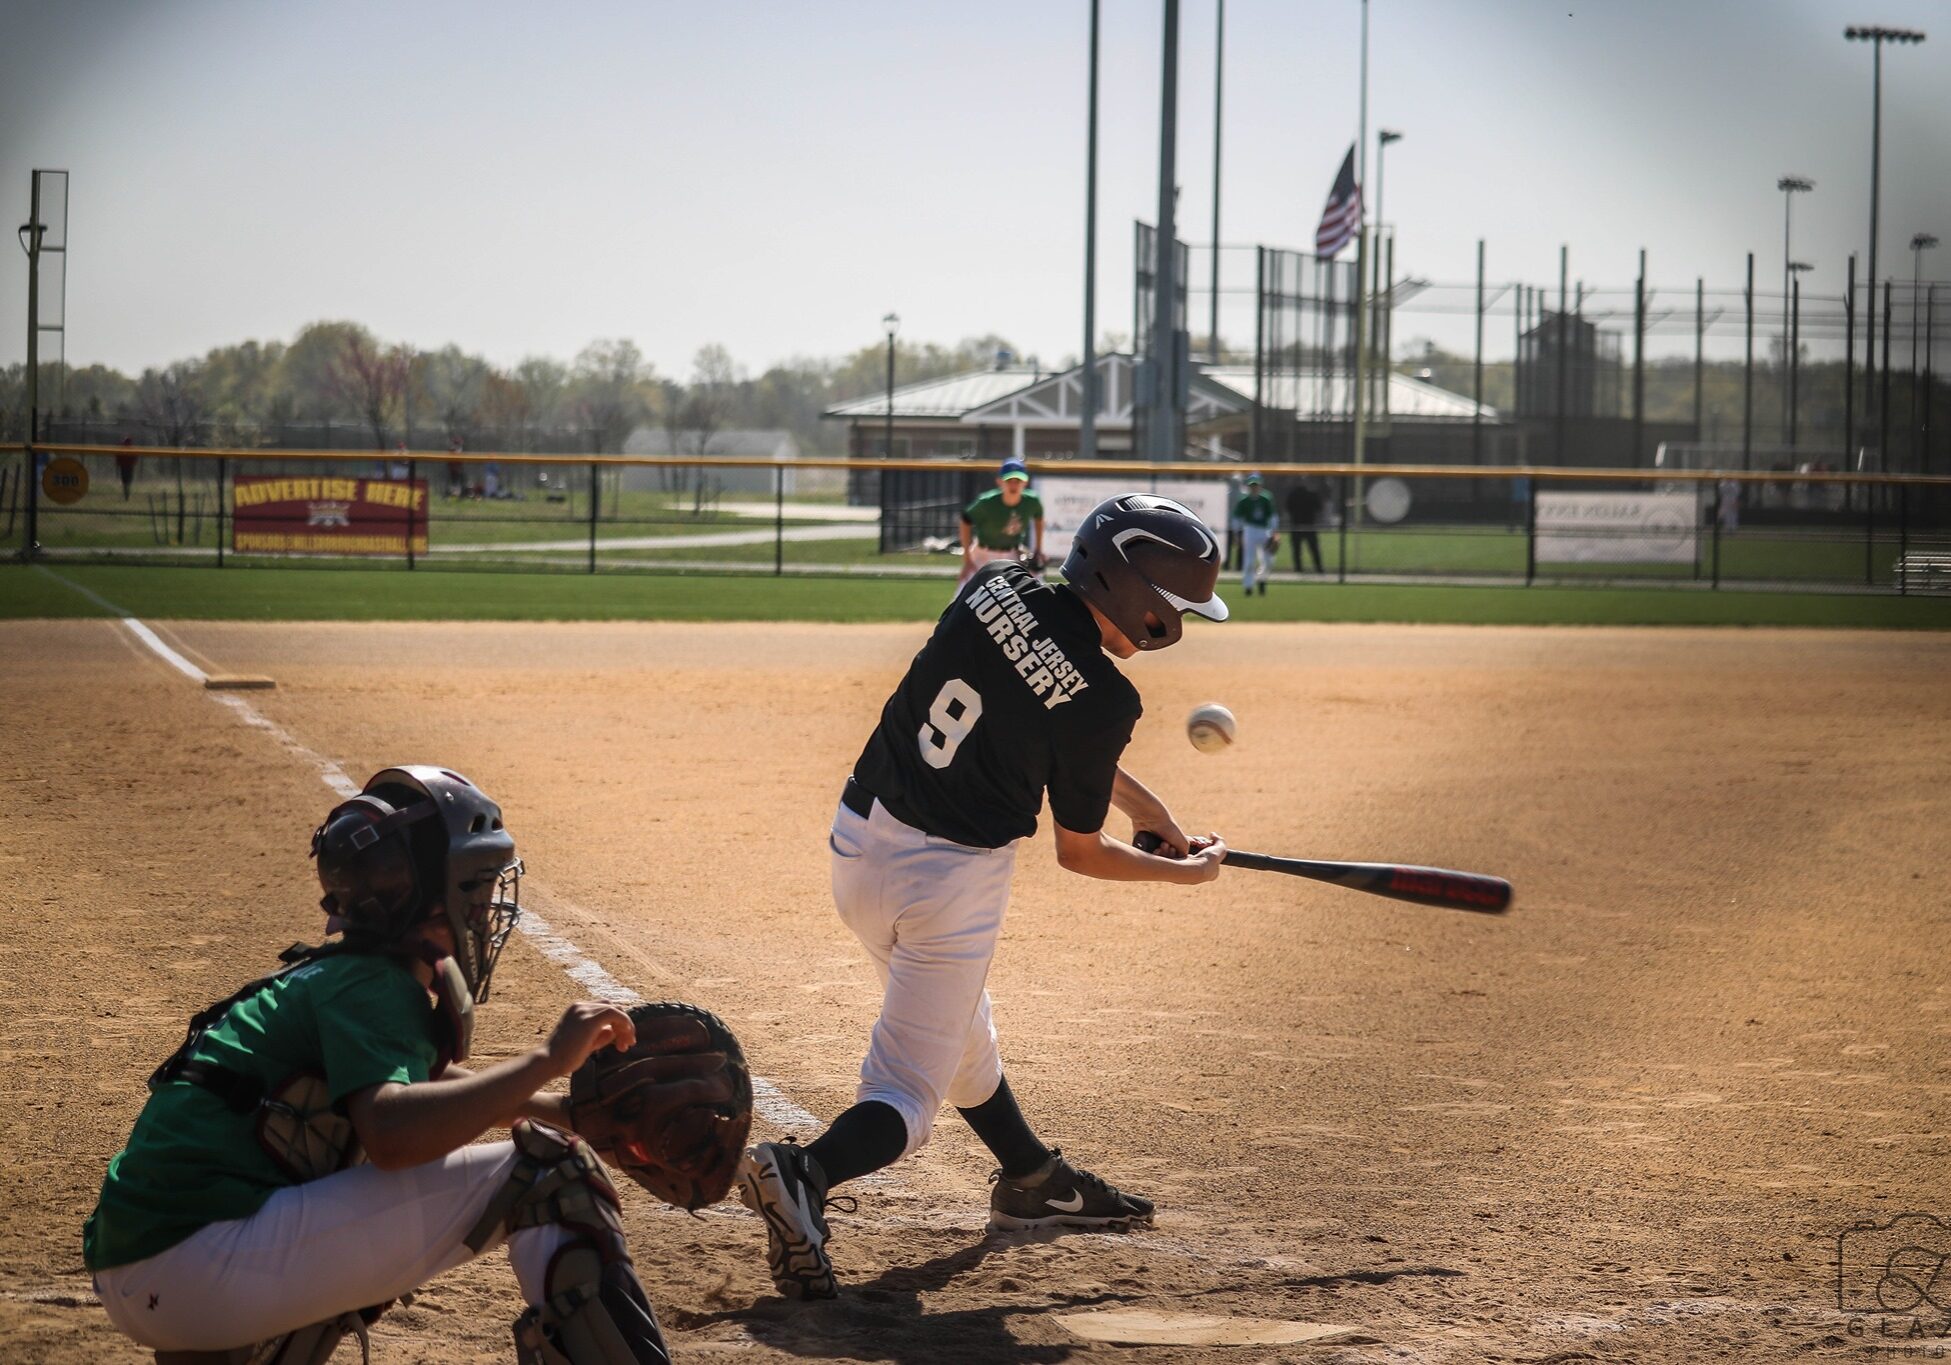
[
  {"xmin": 1374, "ymin": 129, "xmax": 1402, "ymax": 400},
  {"xmin": 1845, "ymin": 24, "xmax": 1926, "ymax": 453},
  {"xmin": 1788, "ymin": 261, "xmax": 1814, "ymax": 448},
  {"xmin": 1911, "ymin": 233, "xmax": 1937, "ymax": 461},
  {"xmin": 1777, "ymin": 175, "xmax": 1812, "ymax": 437},
  {"xmin": 881, "ymin": 312, "xmax": 900, "ymax": 460}
]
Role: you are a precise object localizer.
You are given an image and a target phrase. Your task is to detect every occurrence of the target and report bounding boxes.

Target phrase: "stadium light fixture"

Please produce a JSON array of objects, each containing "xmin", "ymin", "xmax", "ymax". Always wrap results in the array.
[
  {"xmin": 1844, "ymin": 24, "xmax": 1926, "ymax": 447},
  {"xmin": 1912, "ymin": 234, "xmax": 1938, "ymax": 386}
]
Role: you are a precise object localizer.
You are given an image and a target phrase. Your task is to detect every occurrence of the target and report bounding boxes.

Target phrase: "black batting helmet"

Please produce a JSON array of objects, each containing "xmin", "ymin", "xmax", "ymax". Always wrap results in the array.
[
  {"xmin": 311, "ymin": 766, "xmax": 521, "ymax": 1001},
  {"xmin": 1060, "ymin": 494, "xmax": 1228, "ymax": 650}
]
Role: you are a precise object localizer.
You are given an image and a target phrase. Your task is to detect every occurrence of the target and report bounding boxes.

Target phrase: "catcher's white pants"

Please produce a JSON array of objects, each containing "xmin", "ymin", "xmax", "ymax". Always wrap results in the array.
[
  {"xmin": 1240, "ymin": 525, "xmax": 1273, "ymax": 591},
  {"xmin": 93, "ymin": 1139, "xmax": 570, "ymax": 1352},
  {"xmin": 829, "ymin": 795, "xmax": 1018, "ymax": 1156}
]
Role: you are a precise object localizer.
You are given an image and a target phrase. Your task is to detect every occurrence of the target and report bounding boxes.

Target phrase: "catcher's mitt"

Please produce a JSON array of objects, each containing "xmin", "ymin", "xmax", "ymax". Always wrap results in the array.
[{"xmin": 567, "ymin": 1002, "xmax": 753, "ymax": 1210}]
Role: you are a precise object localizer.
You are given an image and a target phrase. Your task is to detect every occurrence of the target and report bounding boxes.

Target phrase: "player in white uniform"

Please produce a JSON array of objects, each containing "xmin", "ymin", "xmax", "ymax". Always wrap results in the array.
[
  {"xmin": 739, "ymin": 495, "xmax": 1231, "ymax": 1299},
  {"xmin": 85, "ymin": 767, "xmax": 671, "ymax": 1364}
]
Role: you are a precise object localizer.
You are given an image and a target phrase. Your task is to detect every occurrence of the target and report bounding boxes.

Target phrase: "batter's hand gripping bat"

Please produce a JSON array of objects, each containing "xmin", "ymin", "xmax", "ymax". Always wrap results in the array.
[{"xmin": 1133, "ymin": 832, "xmax": 1512, "ymax": 914}]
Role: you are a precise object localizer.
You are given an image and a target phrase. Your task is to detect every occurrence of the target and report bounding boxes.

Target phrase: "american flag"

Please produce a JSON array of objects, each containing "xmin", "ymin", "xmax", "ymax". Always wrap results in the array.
[{"xmin": 1314, "ymin": 144, "xmax": 1362, "ymax": 257}]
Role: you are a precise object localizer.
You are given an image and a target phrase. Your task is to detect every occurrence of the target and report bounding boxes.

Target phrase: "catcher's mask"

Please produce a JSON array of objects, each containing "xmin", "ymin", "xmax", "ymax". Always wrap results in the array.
[
  {"xmin": 1060, "ymin": 494, "xmax": 1228, "ymax": 650},
  {"xmin": 311, "ymin": 765, "xmax": 522, "ymax": 1002}
]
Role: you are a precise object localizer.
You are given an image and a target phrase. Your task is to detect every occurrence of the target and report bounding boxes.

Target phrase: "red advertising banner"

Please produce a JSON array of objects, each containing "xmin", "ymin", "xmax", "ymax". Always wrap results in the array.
[{"xmin": 232, "ymin": 475, "xmax": 429, "ymax": 556}]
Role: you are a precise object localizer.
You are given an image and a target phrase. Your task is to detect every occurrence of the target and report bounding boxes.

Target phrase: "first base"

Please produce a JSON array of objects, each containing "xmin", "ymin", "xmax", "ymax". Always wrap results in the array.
[
  {"xmin": 203, "ymin": 675, "xmax": 275, "ymax": 691},
  {"xmin": 1057, "ymin": 1309, "xmax": 1359, "ymax": 1347}
]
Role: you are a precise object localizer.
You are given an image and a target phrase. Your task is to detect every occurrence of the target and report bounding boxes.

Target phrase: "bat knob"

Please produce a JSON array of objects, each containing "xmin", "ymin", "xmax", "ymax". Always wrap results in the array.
[{"xmin": 1133, "ymin": 831, "xmax": 1165, "ymax": 855}]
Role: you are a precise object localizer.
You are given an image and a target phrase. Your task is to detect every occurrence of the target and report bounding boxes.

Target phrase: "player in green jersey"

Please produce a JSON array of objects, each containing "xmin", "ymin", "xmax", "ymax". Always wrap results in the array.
[{"xmin": 958, "ymin": 458, "xmax": 1045, "ymax": 587}]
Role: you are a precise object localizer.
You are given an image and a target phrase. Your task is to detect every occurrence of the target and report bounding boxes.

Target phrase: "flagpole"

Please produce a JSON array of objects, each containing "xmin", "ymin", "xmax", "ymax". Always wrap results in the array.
[{"xmin": 1351, "ymin": 0, "xmax": 1369, "ymax": 518}]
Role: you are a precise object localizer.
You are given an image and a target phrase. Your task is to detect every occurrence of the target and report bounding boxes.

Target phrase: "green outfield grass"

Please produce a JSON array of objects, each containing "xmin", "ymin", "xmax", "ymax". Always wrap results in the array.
[{"xmin": 5, "ymin": 562, "xmax": 1948, "ymax": 629}]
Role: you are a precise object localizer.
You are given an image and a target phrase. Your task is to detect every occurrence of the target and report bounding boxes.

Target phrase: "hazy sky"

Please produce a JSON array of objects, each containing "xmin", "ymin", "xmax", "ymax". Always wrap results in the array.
[{"xmin": 3, "ymin": 0, "xmax": 1947, "ymax": 378}]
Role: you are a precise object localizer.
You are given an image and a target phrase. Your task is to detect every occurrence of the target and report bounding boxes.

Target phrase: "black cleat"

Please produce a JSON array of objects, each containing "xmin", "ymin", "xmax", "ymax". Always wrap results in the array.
[
  {"xmin": 738, "ymin": 1141, "xmax": 839, "ymax": 1299},
  {"xmin": 987, "ymin": 1148, "xmax": 1155, "ymax": 1232}
]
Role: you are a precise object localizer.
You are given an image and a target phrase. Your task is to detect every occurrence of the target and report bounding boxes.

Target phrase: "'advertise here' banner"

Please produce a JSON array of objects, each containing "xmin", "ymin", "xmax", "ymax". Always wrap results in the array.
[{"xmin": 232, "ymin": 475, "xmax": 429, "ymax": 556}]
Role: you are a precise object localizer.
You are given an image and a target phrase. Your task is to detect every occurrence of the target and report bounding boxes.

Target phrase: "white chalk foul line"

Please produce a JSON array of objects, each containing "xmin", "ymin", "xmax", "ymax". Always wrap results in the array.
[{"xmin": 38, "ymin": 567, "xmax": 822, "ymax": 1133}]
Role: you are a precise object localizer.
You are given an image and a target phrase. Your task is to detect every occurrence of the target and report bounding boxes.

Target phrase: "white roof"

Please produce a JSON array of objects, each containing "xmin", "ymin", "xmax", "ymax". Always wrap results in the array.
[
  {"xmin": 826, "ymin": 368, "xmax": 1043, "ymax": 420},
  {"xmin": 1202, "ymin": 366, "xmax": 1497, "ymax": 422}
]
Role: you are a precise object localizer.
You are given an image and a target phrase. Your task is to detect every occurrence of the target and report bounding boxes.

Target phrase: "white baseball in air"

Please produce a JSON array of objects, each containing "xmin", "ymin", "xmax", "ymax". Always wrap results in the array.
[{"xmin": 1186, "ymin": 703, "xmax": 1237, "ymax": 754}]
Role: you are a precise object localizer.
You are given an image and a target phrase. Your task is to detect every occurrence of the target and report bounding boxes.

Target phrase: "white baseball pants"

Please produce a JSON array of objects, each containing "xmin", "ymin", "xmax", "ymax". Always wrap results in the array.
[
  {"xmin": 956, "ymin": 543, "xmax": 1018, "ymax": 589},
  {"xmin": 1240, "ymin": 526, "xmax": 1273, "ymax": 591},
  {"xmin": 93, "ymin": 1139, "xmax": 570, "ymax": 1352},
  {"xmin": 829, "ymin": 796, "xmax": 1018, "ymax": 1156}
]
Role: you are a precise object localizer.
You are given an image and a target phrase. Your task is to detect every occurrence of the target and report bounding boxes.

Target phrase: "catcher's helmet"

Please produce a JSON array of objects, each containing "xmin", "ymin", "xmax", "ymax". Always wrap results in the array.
[
  {"xmin": 1060, "ymin": 494, "xmax": 1228, "ymax": 650},
  {"xmin": 311, "ymin": 766, "xmax": 521, "ymax": 1001}
]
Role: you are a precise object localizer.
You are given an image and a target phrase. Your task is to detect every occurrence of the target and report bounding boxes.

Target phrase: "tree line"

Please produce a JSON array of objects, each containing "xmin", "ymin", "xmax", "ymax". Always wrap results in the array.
[{"xmin": 0, "ymin": 323, "xmax": 1020, "ymax": 456}]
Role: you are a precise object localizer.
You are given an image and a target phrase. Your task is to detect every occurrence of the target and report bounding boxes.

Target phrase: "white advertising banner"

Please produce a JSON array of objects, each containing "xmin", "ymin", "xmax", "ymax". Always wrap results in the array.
[
  {"xmin": 1036, "ymin": 475, "xmax": 1233, "ymax": 562},
  {"xmin": 1534, "ymin": 490, "xmax": 1697, "ymax": 565}
]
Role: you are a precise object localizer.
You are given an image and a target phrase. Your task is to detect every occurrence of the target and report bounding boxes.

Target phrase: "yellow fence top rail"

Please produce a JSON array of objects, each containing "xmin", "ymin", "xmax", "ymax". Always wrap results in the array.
[{"xmin": 5, "ymin": 442, "xmax": 1948, "ymax": 486}]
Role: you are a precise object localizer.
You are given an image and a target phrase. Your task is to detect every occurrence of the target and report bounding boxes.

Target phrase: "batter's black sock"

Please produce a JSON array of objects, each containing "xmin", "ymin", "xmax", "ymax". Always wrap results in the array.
[
  {"xmin": 804, "ymin": 1100, "xmax": 907, "ymax": 1188},
  {"xmin": 958, "ymin": 1075, "xmax": 1051, "ymax": 1180}
]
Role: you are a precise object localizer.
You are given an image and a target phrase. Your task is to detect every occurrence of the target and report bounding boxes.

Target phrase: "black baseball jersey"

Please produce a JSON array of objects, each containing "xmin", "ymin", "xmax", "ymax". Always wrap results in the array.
[{"xmin": 851, "ymin": 562, "xmax": 1142, "ymax": 848}]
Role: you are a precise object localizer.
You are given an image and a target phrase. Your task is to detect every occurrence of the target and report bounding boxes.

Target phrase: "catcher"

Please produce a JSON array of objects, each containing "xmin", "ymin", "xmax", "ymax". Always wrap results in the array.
[
  {"xmin": 83, "ymin": 765, "xmax": 751, "ymax": 1364},
  {"xmin": 956, "ymin": 458, "xmax": 1046, "ymax": 588}
]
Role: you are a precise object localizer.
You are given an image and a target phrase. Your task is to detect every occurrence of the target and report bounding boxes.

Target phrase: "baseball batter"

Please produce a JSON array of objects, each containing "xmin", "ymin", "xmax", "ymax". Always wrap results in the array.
[
  {"xmin": 83, "ymin": 766, "xmax": 672, "ymax": 1364},
  {"xmin": 1233, "ymin": 472, "xmax": 1279, "ymax": 595},
  {"xmin": 740, "ymin": 494, "xmax": 1231, "ymax": 1300},
  {"xmin": 957, "ymin": 458, "xmax": 1045, "ymax": 586}
]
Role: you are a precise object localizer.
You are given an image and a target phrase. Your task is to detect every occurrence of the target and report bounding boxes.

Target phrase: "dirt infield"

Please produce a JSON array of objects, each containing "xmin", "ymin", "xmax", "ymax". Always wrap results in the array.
[{"xmin": 3, "ymin": 617, "xmax": 1947, "ymax": 1363}]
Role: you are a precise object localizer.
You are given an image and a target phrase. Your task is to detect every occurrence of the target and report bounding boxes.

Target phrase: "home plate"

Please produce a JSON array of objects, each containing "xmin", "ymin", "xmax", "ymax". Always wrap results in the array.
[
  {"xmin": 1057, "ymin": 1309, "xmax": 1359, "ymax": 1347},
  {"xmin": 203, "ymin": 675, "xmax": 275, "ymax": 691}
]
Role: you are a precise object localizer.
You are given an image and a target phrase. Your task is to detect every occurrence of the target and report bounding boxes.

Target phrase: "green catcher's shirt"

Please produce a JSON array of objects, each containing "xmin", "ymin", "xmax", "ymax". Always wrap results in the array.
[
  {"xmin": 83, "ymin": 952, "xmax": 439, "ymax": 1271},
  {"xmin": 1234, "ymin": 491, "xmax": 1277, "ymax": 528},
  {"xmin": 962, "ymin": 488, "xmax": 1043, "ymax": 550}
]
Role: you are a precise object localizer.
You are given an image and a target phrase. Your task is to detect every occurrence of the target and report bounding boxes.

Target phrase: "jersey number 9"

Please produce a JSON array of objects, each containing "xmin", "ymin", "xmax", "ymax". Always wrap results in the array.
[{"xmin": 918, "ymin": 678, "xmax": 983, "ymax": 770}]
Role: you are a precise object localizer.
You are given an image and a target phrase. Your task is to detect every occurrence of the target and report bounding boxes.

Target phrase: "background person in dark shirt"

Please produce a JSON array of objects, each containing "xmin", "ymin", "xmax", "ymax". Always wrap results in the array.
[
  {"xmin": 1285, "ymin": 477, "xmax": 1326, "ymax": 573},
  {"xmin": 738, "ymin": 495, "xmax": 1231, "ymax": 1301}
]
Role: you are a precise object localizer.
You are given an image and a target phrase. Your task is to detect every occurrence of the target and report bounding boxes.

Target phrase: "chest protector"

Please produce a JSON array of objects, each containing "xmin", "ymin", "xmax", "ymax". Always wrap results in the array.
[{"xmin": 148, "ymin": 940, "xmax": 472, "ymax": 1183}]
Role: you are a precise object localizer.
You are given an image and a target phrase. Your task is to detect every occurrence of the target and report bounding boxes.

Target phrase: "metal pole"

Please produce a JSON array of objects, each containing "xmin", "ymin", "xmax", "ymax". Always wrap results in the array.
[
  {"xmin": 1789, "ymin": 274, "xmax": 1801, "ymax": 448},
  {"xmin": 884, "ymin": 333, "xmax": 896, "ymax": 461},
  {"xmin": 1693, "ymin": 277, "xmax": 1704, "ymax": 439},
  {"xmin": 1742, "ymin": 252, "xmax": 1754, "ymax": 471},
  {"xmin": 1383, "ymin": 231, "xmax": 1395, "ymax": 426},
  {"xmin": 216, "ymin": 455, "xmax": 226, "ymax": 569},
  {"xmin": 1081, "ymin": 0, "xmax": 1100, "ymax": 459},
  {"xmin": 773, "ymin": 461, "xmax": 784, "ymax": 576},
  {"xmin": 1208, "ymin": 0, "xmax": 1223, "ymax": 361},
  {"xmin": 1336, "ymin": 475, "xmax": 1348, "ymax": 583},
  {"xmin": 22, "ymin": 173, "xmax": 41, "ymax": 560},
  {"xmin": 587, "ymin": 460, "xmax": 599, "ymax": 574},
  {"xmin": 1473, "ymin": 239, "xmax": 1485, "ymax": 464},
  {"xmin": 1927, "ymin": 284, "xmax": 1937, "ymax": 474},
  {"xmin": 1911, "ymin": 248, "xmax": 1922, "ymax": 460},
  {"xmin": 1525, "ymin": 474, "xmax": 1538, "ymax": 584},
  {"xmin": 1251, "ymin": 246, "xmax": 1265, "ymax": 462},
  {"xmin": 1633, "ymin": 248, "xmax": 1646, "ymax": 464},
  {"xmin": 405, "ymin": 458, "xmax": 417, "ymax": 570},
  {"xmin": 1555, "ymin": 246, "xmax": 1567, "ymax": 465},
  {"xmin": 1351, "ymin": 0, "xmax": 1369, "ymax": 481},
  {"xmin": 1881, "ymin": 280, "xmax": 1892, "ymax": 466},
  {"xmin": 1147, "ymin": 0, "xmax": 1182, "ymax": 461},
  {"xmin": 1845, "ymin": 254, "xmax": 1857, "ymax": 472},
  {"xmin": 1867, "ymin": 39, "xmax": 1881, "ymax": 457}
]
